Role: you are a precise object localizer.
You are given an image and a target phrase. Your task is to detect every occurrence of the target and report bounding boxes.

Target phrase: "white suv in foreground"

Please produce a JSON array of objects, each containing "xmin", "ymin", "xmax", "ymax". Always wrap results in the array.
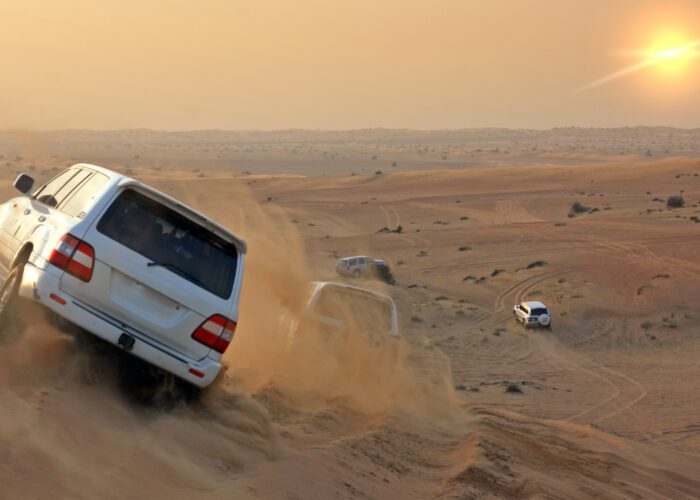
[
  {"xmin": 513, "ymin": 301, "xmax": 552, "ymax": 328},
  {"xmin": 0, "ymin": 164, "xmax": 246, "ymax": 388}
]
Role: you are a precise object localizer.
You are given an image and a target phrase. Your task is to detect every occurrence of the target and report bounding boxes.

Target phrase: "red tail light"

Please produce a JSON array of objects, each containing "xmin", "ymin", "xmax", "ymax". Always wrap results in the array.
[
  {"xmin": 48, "ymin": 234, "xmax": 95, "ymax": 282},
  {"xmin": 192, "ymin": 315, "xmax": 236, "ymax": 354}
]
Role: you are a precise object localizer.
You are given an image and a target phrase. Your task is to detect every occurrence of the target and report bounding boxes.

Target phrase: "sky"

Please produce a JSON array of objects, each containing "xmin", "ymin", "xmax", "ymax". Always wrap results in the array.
[{"xmin": 0, "ymin": 0, "xmax": 698, "ymax": 130}]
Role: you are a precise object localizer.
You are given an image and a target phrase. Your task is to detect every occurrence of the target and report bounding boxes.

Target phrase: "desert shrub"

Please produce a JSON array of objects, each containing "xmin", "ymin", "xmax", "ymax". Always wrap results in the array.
[
  {"xmin": 569, "ymin": 201, "xmax": 589, "ymax": 217},
  {"xmin": 505, "ymin": 384, "xmax": 522, "ymax": 394},
  {"xmin": 435, "ymin": 296, "xmax": 449, "ymax": 301},
  {"xmin": 458, "ymin": 246, "xmax": 471, "ymax": 252},
  {"xmin": 491, "ymin": 268, "xmax": 505, "ymax": 277},
  {"xmin": 410, "ymin": 315, "xmax": 423, "ymax": 323},
  {"xmin": 526, "ymin": 260, "xmax": 548, "ymax": 269},
  {"xmin": 374, "ymin": 170, "xmax": 382, "ymax": 175},
  {"xmin": 460, "ymin": 216, "xmax": 469, "ymax": 221},
  {"xmin": 666, "ymin": 195, "xmax": 684, "ymax": 208}
]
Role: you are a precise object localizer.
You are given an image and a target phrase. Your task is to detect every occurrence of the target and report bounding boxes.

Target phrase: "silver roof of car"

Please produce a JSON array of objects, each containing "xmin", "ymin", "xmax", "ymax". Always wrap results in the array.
[{"xmin": 523, "ymin": 301, "xmax": 547, "ymax": 309}]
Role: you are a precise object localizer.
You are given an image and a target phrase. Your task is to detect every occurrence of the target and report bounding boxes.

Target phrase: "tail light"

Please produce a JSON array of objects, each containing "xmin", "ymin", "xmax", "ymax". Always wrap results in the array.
[
  {"xmin": 48, "ymin": 234, "xmax": 95, "ymax": 282},
  {"xmin": 192, "ymin": 315, "xmax": 236, "ymax": 354}
]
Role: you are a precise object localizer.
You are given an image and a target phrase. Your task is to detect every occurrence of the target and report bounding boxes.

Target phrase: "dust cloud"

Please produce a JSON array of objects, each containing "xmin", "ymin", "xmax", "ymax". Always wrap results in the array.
[{"xmin": 215, "ymin": 183, "xmax": 459, "ymax": 416}]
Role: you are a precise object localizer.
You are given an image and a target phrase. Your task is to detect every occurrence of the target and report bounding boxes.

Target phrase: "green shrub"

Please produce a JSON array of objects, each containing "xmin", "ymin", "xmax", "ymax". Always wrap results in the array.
[{"xmin": 667, "ymin": 195, "xmax": 684, "ymax": 208}]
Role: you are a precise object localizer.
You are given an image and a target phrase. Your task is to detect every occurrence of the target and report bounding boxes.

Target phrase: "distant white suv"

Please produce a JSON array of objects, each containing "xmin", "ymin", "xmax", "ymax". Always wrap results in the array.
[
  {"xmin": 336, "ymin": 256, "xmax": 387, "ymax": 278},
  {"xmin": 0, "ymin": 164, "xmax": 246, "ymax": 389},
  {"xmin": 513, "ymin": 301, "xmax": 552, "ymax": 328}
]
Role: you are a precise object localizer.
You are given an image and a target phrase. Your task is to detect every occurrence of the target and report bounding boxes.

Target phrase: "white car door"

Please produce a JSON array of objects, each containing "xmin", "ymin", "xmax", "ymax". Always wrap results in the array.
[{"xmin": 16, "ymin": 169, "xmax": 93, "ymax": 254}]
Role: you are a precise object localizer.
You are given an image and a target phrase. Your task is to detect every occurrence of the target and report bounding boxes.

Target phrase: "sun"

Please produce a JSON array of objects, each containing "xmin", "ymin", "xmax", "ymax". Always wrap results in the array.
[
  {"xmin": 578, "ymin": 31, "xmax": 700, "ymax": 91},
  {"xmin": 643, "ymin": 33, "xmax": 700, "ymax": 74}
]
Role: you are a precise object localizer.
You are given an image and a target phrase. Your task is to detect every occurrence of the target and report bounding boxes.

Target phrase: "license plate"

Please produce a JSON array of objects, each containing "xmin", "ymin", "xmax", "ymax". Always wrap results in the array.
[{"xmin": 118, "ymin": 333, "xmax": 135, "ymax": 352}]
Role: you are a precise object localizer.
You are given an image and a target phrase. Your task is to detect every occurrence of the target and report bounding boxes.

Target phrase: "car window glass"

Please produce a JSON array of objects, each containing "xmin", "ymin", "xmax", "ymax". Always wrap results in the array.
[
  {"xmin": 96, "ymin": 189, "xmax": 238, "ymax": 299},
  {"xmin": 350, "ymin": 258, "xmax": 357, "ymax": 265},
  {"xmin": 60, "ymin": 173, "xmax": 110, "ymax": 217},
  {"xmin": 52, "ymin": 170, "xmax": 91, "ymax": 208},
  {"xmin": 34, "ymin": 170, "xmax": 77, "ymax": 208}
]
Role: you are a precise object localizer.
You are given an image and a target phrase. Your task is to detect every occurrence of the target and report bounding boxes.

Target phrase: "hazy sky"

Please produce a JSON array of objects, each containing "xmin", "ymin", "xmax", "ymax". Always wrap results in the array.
[{"xmin": 0, "ymin": 0, "xmax": 698, "ymax": 130}]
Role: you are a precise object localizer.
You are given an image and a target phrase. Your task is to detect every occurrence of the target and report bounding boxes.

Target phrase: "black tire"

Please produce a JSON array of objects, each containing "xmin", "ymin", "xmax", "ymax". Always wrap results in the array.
[{"xmin": 0, "ymin": 264, "xmax": 24, "ymax": 339}]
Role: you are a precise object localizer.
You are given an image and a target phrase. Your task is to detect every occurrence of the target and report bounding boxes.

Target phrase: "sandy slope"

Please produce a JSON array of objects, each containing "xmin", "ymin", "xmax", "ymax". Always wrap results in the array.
[{"xmin": 1, "ymin": 154, "xmax": 699, "ymax": 498}]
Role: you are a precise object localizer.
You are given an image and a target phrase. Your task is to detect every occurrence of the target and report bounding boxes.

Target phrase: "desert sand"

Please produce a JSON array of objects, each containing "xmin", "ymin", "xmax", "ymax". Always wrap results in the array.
[{"xmin": 0, "ymin": 130, "xmax": 699, "ymax": 499}]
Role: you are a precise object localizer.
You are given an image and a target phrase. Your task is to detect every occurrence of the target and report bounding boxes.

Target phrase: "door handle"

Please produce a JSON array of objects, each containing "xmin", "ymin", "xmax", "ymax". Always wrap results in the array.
[
  {"xmin": 23, "ymin": 209, "xmax": 31, "ymax": 215},
  {"xmin": 38, "ymin": 215, "xmax": 46, "ymax": 222}
]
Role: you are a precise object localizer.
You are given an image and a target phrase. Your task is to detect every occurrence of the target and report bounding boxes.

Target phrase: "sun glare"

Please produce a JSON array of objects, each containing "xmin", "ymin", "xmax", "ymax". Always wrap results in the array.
[
  {"xmin": 644, "ymin": 34, "xmax": 700, "ymax": 74},
  {"xmin": 578, "ymin": 30, "xmax": 699, "ymax": 91}
]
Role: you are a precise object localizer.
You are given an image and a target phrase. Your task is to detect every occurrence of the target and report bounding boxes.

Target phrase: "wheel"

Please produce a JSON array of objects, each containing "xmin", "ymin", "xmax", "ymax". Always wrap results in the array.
[
  {"xmin": 352, "ymin": 269, "xmax": 360, "ymax": 278},
  {"xmin": 0, "ymin": 264, "xmax": 24, "ymax": 339}
]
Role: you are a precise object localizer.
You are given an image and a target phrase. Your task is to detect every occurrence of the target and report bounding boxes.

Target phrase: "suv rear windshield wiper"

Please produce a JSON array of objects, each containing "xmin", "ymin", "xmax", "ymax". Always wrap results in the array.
[{"xmin": 147, "ymin": 261, "xmax": 208, "ymax": 289}]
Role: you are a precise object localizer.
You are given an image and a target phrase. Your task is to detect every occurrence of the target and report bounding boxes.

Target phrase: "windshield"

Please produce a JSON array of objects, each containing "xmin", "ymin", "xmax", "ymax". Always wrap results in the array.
[
  {"xmin": 530, "ymin": 307, "xmax": 549, "ymax": 316},
  {"xmin": 97, "ymin": 189, "xmax": 238, "ymax": 299}
]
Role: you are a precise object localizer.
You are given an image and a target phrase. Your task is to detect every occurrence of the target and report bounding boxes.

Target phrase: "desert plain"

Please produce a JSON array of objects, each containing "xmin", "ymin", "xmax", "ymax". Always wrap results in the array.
[{"xmin": 0, "ymin": 128, "xmax": 699, "ymax": 499}]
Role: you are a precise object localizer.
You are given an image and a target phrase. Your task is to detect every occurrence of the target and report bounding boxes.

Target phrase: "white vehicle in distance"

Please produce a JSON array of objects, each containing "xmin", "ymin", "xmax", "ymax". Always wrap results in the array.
[
  {"xmin": 284, "ymin": 281, "xmax": 399, "ymax": 357},
  {"xmin": 0, "ymin": 164, "xmax": 246, "ymax": 389},
  {"xmin": 336, "ymin": 255, "xmax": 388, "ymax": 278},
  {"xmin": 513, "ymin": 301, "xmax": 552, "ymax": 329}
]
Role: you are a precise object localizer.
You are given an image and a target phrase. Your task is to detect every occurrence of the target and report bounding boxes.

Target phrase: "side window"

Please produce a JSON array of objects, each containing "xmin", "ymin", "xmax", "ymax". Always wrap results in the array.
[
  {"xmin": 60, "ymin": 173, "xmax": 110, "ymax": 217},
  {"xmin": 52, "ymin": 169, "xmax": 91, "ymax": 207},
  {"xmin": 359, "ymin": 258, "xmax": 366, "ymax": 265},
  {"xmin": 350, "ymin": 258, "xmax": 358, "ymax": 266},
  {"xmin": 34, "ymin": 170, "xmax": 77, "ymax": 208}
]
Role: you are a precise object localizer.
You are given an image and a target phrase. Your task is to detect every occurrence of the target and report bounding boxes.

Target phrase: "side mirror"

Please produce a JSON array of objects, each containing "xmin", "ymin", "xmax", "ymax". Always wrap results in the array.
[{"xmin": 13, "ymin": 174, "xmax": 35, "ymax": 195}]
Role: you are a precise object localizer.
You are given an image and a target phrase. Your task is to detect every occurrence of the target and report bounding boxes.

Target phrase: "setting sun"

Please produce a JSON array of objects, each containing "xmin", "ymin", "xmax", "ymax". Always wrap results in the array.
[
  {"xmin": 644, "ymin": 35, "xmax": 700, "ymax": 74},
  {"xmin": 579, "ymin": 31, "xmax": 699, "ymax": 91}
]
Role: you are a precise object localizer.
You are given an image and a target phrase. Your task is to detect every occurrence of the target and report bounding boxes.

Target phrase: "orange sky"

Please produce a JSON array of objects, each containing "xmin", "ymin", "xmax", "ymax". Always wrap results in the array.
[{"xmin": 0, "ymin": 0, "xmax": 698, "ymax": 130}]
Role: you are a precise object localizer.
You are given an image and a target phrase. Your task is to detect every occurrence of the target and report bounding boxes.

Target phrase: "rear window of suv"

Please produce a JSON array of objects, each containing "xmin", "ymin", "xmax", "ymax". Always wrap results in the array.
[{"xmin": 97, "ymin": 189, "xmax": 238, "ymax": 299}]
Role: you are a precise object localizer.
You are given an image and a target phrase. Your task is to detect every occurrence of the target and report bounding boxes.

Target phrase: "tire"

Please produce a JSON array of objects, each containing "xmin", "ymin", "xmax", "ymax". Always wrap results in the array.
[
  {"xmin": 0, "ymin": 264, "xmax": 24, "ymax": 339},
  {"xmin": 352, "ymin": 269, "xmax": 360, "ymax": 278}
]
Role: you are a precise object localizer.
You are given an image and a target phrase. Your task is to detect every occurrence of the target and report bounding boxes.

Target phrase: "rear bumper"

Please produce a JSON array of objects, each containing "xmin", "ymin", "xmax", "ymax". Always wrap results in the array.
[{"xmin": 20, "ymin": 264, "xmax": 222, "ymax": 388}]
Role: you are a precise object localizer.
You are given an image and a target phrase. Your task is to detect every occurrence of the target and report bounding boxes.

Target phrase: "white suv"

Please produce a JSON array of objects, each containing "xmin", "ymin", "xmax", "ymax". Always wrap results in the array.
[
  {"xmin": 336, "ymin": 256, "xmax": 387, "ymax": 278},
  {"xmin": 513, "ymin": 301, "xmax": 552, "ymax": 328},
  {"xmin": 0, "ymin": 164, "xmax": 246, "ymax": 388}
]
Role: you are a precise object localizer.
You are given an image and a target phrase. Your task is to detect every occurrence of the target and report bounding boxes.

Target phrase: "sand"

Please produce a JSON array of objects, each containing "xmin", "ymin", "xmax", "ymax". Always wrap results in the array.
[{"xmin": 0, "ymin": 131, "xmax": 699, "ymax": 498}]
